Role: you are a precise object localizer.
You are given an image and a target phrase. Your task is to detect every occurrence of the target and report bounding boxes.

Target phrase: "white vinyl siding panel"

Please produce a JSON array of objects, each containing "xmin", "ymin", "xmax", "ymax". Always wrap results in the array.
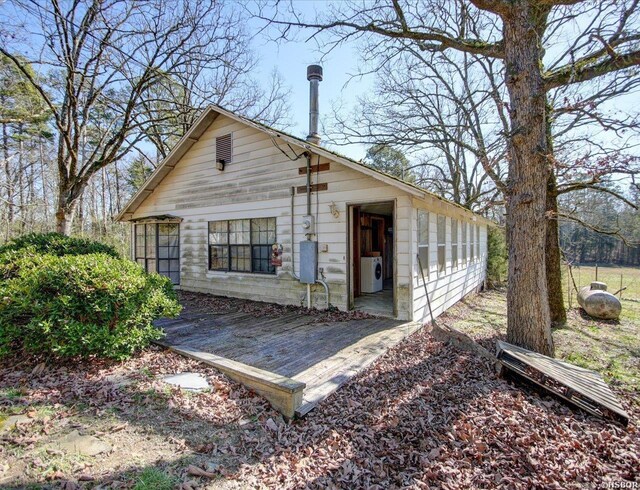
[
  {"xmin": 411, "ymin": 200, "xmax": 487, "ymax": 323},
  {"xmin": 133, "ymin": 114, "xmax": 415, "ymax": 319},
  {"xmin": 132, "ymin": 113, "xmax": 487, "ymax": 321}
]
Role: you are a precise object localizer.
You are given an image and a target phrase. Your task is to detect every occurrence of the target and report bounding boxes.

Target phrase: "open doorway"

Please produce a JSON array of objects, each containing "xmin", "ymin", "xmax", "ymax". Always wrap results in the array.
[{"xmin": 349, "ymin": 201, "xmax": 395, "ymax": 317}]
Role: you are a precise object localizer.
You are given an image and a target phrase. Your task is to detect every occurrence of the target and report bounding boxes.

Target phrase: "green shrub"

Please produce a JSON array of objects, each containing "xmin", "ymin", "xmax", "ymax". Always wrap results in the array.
[
  {"xmin": 487, "ymin": 226, "xmax": 508, "ymax": 287},
  {"xmin": 0, "ymin": 232, "xmax": 120, "ymax": 258},
  {"xmin": 0, "ymin": 250, "xmax": 180, "ymax": 360}
]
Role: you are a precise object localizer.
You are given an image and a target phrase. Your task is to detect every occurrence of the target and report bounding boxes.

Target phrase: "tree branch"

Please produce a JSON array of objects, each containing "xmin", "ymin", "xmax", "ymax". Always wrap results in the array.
[{"xmin": 545, "ymin": 48, "xmax": 640, "ymax": 89}]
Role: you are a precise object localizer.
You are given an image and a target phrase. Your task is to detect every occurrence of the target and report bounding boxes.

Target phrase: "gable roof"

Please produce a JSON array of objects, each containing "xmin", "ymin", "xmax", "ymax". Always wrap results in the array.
[{"xmin": 116, "ymin": 105, "xmax": 492, "ymax": 225}]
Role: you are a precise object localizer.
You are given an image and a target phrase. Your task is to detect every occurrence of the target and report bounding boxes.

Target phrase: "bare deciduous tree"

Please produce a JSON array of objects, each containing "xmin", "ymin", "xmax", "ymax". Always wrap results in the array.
[
  {"xmin": 257, "ymin": 0, "xmax": 640, "ymax": 355},
  {"xmin": 0, "ymin": 0, "xmax": 290, "ymax": 234}
]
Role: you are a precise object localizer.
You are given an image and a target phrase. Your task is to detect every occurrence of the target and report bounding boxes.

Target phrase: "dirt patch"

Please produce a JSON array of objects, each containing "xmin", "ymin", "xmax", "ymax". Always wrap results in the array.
[{"xmin": 177, "ymin": 290, "xmax": 377, "ymax": 322}]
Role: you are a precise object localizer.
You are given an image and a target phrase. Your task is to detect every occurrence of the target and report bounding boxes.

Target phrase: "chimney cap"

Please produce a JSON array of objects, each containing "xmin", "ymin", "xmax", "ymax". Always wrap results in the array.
[{"xmin": 307, "ymin": 64, "xmax": 323, "ymax": 81}]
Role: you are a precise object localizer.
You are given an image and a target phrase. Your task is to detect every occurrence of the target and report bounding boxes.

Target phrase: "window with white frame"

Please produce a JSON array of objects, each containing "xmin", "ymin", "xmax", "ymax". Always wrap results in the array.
[
  {"xmin": 461, "ymin": 221, "xmax": 467, "ymax": 264},
  {"xmin": 476, "ymin": 225, "xmax": 481, "ymax": 259},
  {"xmin": 437, "ymin": 215, "xmax": 446, "ymax": 275},
  {"xmin": 451, "ymin": 218, "xmax": 458, "ymax": 270},
  {"xmin": 417, "ymin": 210, "xmax": 429, "ymax": 279},
  {"xmin": 208, "ymin": 218, "xmax": 276, "ymax": 274}
]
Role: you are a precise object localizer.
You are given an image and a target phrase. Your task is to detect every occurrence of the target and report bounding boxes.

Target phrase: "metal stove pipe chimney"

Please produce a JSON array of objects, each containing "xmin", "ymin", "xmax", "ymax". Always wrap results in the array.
[{"xmin": 306, "ymin": 65, "xmax": 323, "ymax": 145}]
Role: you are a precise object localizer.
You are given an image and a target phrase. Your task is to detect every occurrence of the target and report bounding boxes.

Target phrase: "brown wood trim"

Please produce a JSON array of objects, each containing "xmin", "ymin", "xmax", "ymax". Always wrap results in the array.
[
  {"xmin": 298, "ymin": 162, "xmax": 330, "ymax": 175},
  {"xmin": 353, "ymin": 206, "xmax": 361, "ymax": 298},
  {"xmin": 296, "ymin": 183, "xmax": 328, "ymax": 194}
]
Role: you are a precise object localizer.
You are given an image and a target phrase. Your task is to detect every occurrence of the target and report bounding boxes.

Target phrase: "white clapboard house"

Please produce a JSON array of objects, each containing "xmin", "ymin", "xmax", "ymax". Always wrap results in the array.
[{"xmin": 117, "ymin": 66, "xmax": 491, "ymax": 322}]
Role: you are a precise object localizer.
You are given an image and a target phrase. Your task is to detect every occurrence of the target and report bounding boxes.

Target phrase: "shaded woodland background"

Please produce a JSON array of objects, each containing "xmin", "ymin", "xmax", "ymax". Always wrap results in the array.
[{"xmin": 1, "ymin": 0, "xmax": 639, "ymax": 264}]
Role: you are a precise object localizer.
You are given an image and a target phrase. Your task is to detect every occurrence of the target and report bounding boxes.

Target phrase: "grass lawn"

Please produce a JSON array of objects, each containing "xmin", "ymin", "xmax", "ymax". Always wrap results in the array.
[{"xmin": 441, "ymin": 265, "xmax": 640, "ymax": 398}]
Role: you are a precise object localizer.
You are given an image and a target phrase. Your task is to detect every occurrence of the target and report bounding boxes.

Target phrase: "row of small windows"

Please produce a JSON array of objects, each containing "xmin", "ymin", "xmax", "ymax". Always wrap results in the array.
[{"xmin": 418, "ymin": 210, "xmax": 481, "ymax": 280}]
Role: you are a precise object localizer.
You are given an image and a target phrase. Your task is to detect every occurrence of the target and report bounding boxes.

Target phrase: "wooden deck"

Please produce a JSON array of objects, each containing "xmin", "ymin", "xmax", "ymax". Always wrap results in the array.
[
  {"xmin": 497, "ymin": 340, "xmax": 629, "ymax": 425},
  {"xmin": 155, "ymin": 307, "xmax": 422, "ymax": 417}
]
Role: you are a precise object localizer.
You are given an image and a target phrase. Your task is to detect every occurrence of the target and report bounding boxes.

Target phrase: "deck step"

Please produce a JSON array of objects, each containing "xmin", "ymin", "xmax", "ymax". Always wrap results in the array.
[{"xmin": 497, "ymin": 340, "xmax": 629, "ymax": 426}]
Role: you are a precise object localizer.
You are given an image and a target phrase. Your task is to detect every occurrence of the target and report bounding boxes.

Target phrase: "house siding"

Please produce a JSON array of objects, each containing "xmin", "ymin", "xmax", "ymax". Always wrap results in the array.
[
  {"xmin": 411, "ymin": 197, "xmax": 488, "ymax": 323},
  {"xmin": 132, "ymin": 115, "xmax": 415, "ymax": 319}
]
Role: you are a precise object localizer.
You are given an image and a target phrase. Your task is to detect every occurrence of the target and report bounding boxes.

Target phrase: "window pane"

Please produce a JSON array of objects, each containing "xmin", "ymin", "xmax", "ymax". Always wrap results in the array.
[
  {"xmin": 251, "ymin": 217, "xmax": 277, "ymax": 245},
  {"xmin": 136, "ymin": 258, "xmax": 145, "ymax": 267},
  {"xmin": 418, "ymin": 246, "xmax": 429, "ymax": 279},
  {"xmin": 451, "ymin": 219, "xmax": 458, "ymax": 269},
  {"xmin": 437, "ymin": 215, "xmax": 446, "ymax": 246},
  {"xmin": 210, "ymin": 245, "xmax": 228, "ymax": 270},
  {"xmin": 209, "ymin": 221, "xmax": 228, "ymax": 245},
  {"xmin": 146, "ymin": 259, "xmax": 156, "ymax": 273},
  {"xmin": 169, "ymin": 272, "xmax": 180, "ymax": 285},
  {"xmin": 230, "ymin": 245, "xmax": 250, "ymax": 272},
  {"xmin": 266, "ymin": 217, "xmax": 276, "ymax": 243},
  {"xmin": 158, "ymin": 259, "xmax": 169, "ymax": 273},
  {"xmin": 477, "ymin": 225, "xmax": 481, "ymax": 257},
  {"xmin": 146, "ymin": 224, "xmax": 156, "ymax": 258},
  {"xmin": 470, "ymin": 225, "xmax": 475, "ymax": 260},
  {"xmin": 438, "ymin": 246, "xmax": 445, "ymax": 274},
  {"xmin": 418, "ymin": 211, "xmax": 429, "ymax": 245},
  {"xmin": 158, "ymin": 224, "xmax": 175, "ymax": 235},
  {"xmin": 135, "ymin": 225, "xmax": 145, "ymax": 258},
  {"xmin": 229, "ymin": 219, "xmax": 250, "ymax": 244},
  {"xmin": 167, "ymin": 234, "xmax": 179, "ymax": 247},
  {"xmin": 252, "ymin": 218, "xmax": 267, "ymax": 244},
  {"xmin": 462, "ymin": 223, "xmax": 467, "ymax": 262},
  {"xmin": 252, "ymin": 245, "xmax": 275, "ymax": 273}
]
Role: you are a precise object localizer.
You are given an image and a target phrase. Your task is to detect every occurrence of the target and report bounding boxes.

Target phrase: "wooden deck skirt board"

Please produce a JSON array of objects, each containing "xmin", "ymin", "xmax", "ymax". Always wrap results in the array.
[
  {"xmin": 155, "ymin": 306, "xmax": 423, "ymax": 418},
  {"xmin": 293, "ymin": 320, "xmax": 423, "ymax": 417},
  {"xmin": 156, "ymin": 342, "xmax": 305, "ymax": 419},
  {"xmin": 496, "ymin": 340, "xmax": 629, "ymax": 426}
]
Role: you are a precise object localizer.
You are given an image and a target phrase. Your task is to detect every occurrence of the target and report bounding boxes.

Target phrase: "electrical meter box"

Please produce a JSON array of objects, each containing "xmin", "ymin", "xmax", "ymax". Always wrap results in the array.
[
  {"xmin": 299, "ymin": 240, "xmax": 318, "ymax": 284},
  {"xmin": 301, "ymin": 215, "xmax": 315, "ymax": 235}
]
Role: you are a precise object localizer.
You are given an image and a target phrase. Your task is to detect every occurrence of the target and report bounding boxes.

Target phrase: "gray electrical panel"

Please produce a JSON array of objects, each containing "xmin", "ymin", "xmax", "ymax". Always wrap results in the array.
[{"xmin": 299, "ymin": 240, "xmax": 318, "ymax": 284}]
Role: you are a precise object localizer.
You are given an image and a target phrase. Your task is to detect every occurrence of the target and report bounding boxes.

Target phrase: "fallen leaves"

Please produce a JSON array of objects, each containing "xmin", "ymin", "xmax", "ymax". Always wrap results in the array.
[{"xmin": 0, "ymin": 293, "xmax": 638, "ymax": 489}]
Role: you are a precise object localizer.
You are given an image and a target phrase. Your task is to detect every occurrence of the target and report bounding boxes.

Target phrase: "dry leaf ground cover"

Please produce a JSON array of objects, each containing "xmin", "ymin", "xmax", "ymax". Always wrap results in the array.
[{"xmin": 1, "ymin": 287, "xmax": 639, "ymax": 489}]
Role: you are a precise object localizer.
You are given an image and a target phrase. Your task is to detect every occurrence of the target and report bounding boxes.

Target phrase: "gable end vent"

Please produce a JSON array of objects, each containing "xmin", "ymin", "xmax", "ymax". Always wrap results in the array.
[{"xmin": 216, "ymin": 133, "xmax": 232, "ymax": 170}]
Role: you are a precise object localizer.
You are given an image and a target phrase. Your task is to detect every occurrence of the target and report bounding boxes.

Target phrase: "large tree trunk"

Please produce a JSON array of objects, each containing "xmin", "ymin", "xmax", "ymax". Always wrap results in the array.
[
  {"xmin": 55, "ymin": 184, "xmax": 79, "ymax": 235},
  {"xmin": 503, "ymin": 3, "xmax": 554, "ymax": 356},
  {"xmin": 546, "ymin": 173, "xmax": 567, "ymax": 325}
]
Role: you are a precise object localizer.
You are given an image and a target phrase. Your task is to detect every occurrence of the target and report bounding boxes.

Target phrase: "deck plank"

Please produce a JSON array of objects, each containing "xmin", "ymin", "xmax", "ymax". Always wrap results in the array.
[{"xmin": 155, "ymin": 303, "xmax": 422, "ymax": 417}]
